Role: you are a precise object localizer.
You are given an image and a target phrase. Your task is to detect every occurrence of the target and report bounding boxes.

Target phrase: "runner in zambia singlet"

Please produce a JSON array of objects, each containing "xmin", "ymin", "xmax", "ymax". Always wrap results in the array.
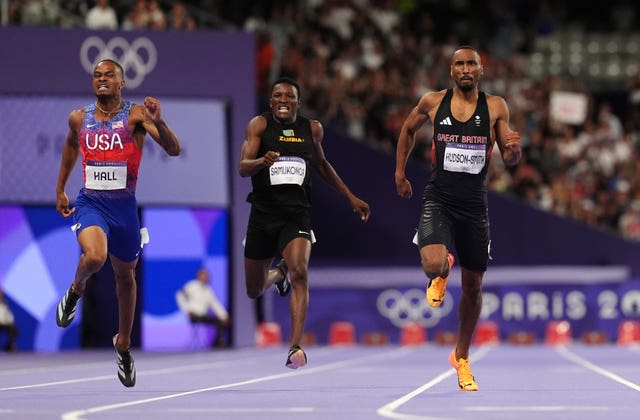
[
  {"xmin": 427, "ymin": 89, "xmax": 493, "ymax": 212},
  {"xmin": 79, "ymin": 100, "xmax": 141, "ymax": 198},
  {"xmin": 246, "ymin": 112, "xmax": 314, "ymax": 209}
]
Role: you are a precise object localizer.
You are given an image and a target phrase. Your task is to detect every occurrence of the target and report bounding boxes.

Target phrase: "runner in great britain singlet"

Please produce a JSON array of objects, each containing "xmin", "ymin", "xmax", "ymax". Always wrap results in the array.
[{"xmin": 417, "ymin": 89, "xmax": 493, "ymax": 271}]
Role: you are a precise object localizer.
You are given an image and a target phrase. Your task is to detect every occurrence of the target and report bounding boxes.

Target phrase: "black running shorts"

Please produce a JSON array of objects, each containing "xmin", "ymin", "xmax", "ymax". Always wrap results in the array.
[
  {"xmin": 416, "ymin": 198, "xmax": 490, "ymax": 272},
  {"xmin": 244, "ymin": 206, "xmax": 314, "ymax": 259}
]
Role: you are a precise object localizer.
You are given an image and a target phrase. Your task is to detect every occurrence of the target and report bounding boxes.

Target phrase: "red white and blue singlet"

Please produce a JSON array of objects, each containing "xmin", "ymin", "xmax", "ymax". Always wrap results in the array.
[
  {"xmin": 79, "ymin": 100, "xmax": 142, "ymax": 197},
  {"xmin": 72, "ymin": 100, "xmax": 144, "ymax": 262}
]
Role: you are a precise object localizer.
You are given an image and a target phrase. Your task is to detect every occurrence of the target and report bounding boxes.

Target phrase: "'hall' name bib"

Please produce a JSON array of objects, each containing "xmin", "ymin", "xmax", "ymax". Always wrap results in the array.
[{"xmin": 85, "ymin": 161, "xmax": 127, "ymax": 190}]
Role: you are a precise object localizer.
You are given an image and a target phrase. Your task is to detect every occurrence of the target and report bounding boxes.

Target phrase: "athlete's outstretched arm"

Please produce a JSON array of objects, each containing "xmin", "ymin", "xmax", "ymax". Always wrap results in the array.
[
  {"xmin": 490, "ymin": 95, "xmax": 521, "ymax": 167},
  {"xmin": 310, "ymin": 120, "xmax": 370, "ymax": 222},
  {"xmin": 395, "ymin": 91, "xmax": 439, "ymax": 199},
  {"xmin": 56, "ymin": 110, "xmax": 83, "ymax": 217}
]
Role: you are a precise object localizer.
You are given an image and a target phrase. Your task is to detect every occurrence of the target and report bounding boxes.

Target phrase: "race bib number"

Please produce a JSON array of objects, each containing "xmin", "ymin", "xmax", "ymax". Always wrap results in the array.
[
  {"xmin": 269, "ymin": 156, "xmax": 306, "ymax": 186},
  {"xmin": 443, "ymin": 143, "xmax": 486, "ymax": 174},
  {"xmin": 85, "ymin": 161, "xmax": 127, "ymax": 190}
]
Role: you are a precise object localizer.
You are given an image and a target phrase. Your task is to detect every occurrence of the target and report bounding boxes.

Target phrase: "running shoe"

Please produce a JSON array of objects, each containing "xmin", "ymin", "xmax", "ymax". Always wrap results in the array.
[
  {"xmin": 113, "ymin": 334, "xmax": 136, "ymax": 388},
  {"xmin": 285, "ymin": 345, "xmax": 307, "ymax": 369},
  {"xmin": 274, "ymin": 258, "xmax": 291, "ymax": 297},
  {"xmin": 426, "ymin": 253, "xmax": 454, "ymax": 307},
  {"xmin": 56, "ymin": 287, "xmax": 81, "ymax": 328},
  {"xmin": 449, "ymin": 349, "xmax": 478, "ymax": 391}
]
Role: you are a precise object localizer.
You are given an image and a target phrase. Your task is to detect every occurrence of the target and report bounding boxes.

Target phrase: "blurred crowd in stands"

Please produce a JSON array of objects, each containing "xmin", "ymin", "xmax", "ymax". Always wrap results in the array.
[{"xmin": 3, "ymin": 0, "xmax": 640, "ymax": 241}]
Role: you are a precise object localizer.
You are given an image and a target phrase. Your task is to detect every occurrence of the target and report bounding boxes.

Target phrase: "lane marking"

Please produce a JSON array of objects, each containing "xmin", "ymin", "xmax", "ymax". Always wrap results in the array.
[
  {"xmin": 1, "ymin": 374, "xmax": 116, "ymax": 391},
  {"xmin": 169, "ymin": 407, "xmax": 315, "ymax": 413},
  {"xmin": 1, "ymin": 346, "xmax": 349, "ymax": 391},
  {"xmin": 0, "ymin": 361, "xmax": 107, "ymax": 376},
  {"xmin": 465, "ymin": 406, "xmax": 609, "ymax": 412},
  {"xmin": 0, "ymin": 359, "xmax": 236, "ymax": 391},
  {"xmin": 556, "ymin": 346, "xmax": 640, "ymax": 392},
  {"xmin": 377, "ymin": 346, "xmax": 492, "ymax": 420},
  {"xmin": 61, "ymin": 347, "xmax": 414, "ymax": 420}
]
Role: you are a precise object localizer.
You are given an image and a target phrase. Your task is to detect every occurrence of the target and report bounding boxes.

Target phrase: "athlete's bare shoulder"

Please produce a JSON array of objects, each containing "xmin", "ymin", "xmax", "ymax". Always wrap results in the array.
[
  {"xmin": 250, "ymin": 114, "xmax": 268, "ymax": 124},
  {"xmin": 68, "ymin": 108, "xmax": 85, "ymax": 131},
  {"xmin": 418, "ymin": 89, "xmax": 447, "ymax": 113},
  {"xmin": 484, "ymin": 92, "xmax": 510, "ymax": 120},
  {"xmin": 247, "ymin": 114, "xmax": 268, "ymax": 131},
  {"xmin": 485, "ymin": 92, "xmax": 508, "ymax": 108}
]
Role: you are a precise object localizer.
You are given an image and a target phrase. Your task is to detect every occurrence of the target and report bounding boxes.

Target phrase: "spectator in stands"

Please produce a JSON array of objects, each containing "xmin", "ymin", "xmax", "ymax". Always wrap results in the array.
[
  {"xmin": 167, "ymin": 1, "xmax": 195, "ymax": 30},
  {"xmin": 146, "ymin": 0, "xmax": 166, "ymax": 30},
  {"xmin": 21, "ymin": 0, "xmax": 60, "ymax": 26},
  {"xmin": 121, "ymin": 0, "xmax": 149, "ymax": 30},
  {"xmin": 85, "ymin": 0, "xmax": 118, "ymax": 30},
  {"xmin": 255, "ymin": 29, "xmax": 275, "ymax": 103},
  {"xmin": 2, "ymin": 0, "xmax": 24, "ymax": 24}
]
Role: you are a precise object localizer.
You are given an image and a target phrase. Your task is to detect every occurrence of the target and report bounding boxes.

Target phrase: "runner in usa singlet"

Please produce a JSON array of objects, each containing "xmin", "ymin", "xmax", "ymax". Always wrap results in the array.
[
  {"xmin": 79, "ymin": 100, "xmax": 141, "ymax": 197},
  {"xmin": 72, "ymin": 99, "xmax": 144, "ymax": 262}
]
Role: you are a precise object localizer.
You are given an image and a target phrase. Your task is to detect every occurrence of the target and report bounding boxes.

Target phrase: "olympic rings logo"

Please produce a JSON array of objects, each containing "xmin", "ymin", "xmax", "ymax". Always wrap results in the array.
[
  {"xmin": 376, "ymin": 288, "xmax": 454, "ymax": 328},
  {"xmin": 80, "ymin": 36, "xmax": 158, "ymax": 89}
]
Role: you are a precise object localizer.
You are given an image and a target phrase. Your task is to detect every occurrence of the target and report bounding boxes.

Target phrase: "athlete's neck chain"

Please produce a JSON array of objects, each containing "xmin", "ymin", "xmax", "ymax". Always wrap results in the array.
[{"xmin": 95, "ymin": 100, "xmax": 122, "ymax": 117}]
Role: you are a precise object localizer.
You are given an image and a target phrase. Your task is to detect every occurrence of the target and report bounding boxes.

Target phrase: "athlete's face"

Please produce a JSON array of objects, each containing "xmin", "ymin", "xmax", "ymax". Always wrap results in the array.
[
  {"xmin": 269, "ymin": 83, "xmax": 300, "ymax": 123},
  {"xmin": 92, "ymin": 61, "xmax": 125, "ymax": 99},
  {"xmin": 450, "ymin": 49, "xmax": 483, "ymax": 93}
]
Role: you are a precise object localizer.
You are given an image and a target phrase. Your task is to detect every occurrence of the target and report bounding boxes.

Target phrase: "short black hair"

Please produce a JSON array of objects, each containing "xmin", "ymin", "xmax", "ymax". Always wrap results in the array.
[
  {"xmin": 271, "ymin": 77, "xmax": 300, "ymax": 99},
  {"xmin": 96, "ymin": 59, "xmax": 125, "ymax": 80},
  {"xmin": 453, "ymin": 45, "xmax": 480, "ymax": 57}
]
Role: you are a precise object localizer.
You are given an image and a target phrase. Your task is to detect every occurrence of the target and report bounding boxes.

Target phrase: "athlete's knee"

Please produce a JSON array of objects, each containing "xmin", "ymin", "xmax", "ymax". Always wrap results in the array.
[
  {"xmin": 246, "ymin": 287, "xmax": 263, "ymax": 299},
  {"xmin": 288, "ymin": 264, "xmax": 308, "ymax": 289},
  {"xmin": 114, "ymin": 273, "xmax": 136, "ymax": 293},
  {"xmin": 461, "ymin": 276, "xmax": 482, "ymax": 301},
  {"xmin": 245, "ymin": 279, "xmax": 265, "ymax": 299},
  {"xmin": 421, "ymin": 257, "xmax": 449, "ymax": 279},
  {"xmin": 82, "ymin": 248, "xmax": 107, "ymax": 273}
]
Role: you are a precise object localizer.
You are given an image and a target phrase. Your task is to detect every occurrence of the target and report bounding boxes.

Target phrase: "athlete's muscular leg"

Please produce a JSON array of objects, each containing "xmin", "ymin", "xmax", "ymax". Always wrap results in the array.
[
  {"xmin": 419, "ymin": 243, "xmax": 452, "ymax": 280},
  {"xmin": 455, "ymin": 267, "xmax": 483, "ymax": 359},
  {"xmin": 281, "ymin": 237, "xmax": 311, "ymax": 347},
  {"xmin": 244, "ymin": 258, "xmax": 285, "ymax": 299},
  {"xmin": 72, "ymin": 226, "xmax": 108, "ymax": 294},
  {"xmin": 110, "ymin": 255, "xmax": 138, "ymax": 351}
]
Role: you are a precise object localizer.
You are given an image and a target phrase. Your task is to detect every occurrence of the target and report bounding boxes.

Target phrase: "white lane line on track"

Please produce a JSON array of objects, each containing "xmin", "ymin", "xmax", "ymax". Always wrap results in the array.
[
  {"xmin": 1, "ymin": 374, "xmax": 116, "ymax": 391},
  {"xmin": 465, "ymin": 406, "xmax": 609, "ymax": 412},
  {"xmin": 0, "ymin": 361, "xmax": 107, "ymax": 376},
  {"xmin": 1, "ymin": 346, "xmax": 348, "ymax": 391},
  {"xmin": 61, "ymin": 347, "xmax": 415, "ymax": 420},
  {"xmin": 555, "ymin": 346, "xmax": 640, "ymax": 392},
  {"xmin": 0, "ymin": 359, "xmax": 236, "ymax": 391},
  {"xmin": 169, "ymin": 407, "xmax": 315, "ymax": 413},
  {"xmin": 377, "ymin": 346, "xmax": 492, "ymax": 420}
]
